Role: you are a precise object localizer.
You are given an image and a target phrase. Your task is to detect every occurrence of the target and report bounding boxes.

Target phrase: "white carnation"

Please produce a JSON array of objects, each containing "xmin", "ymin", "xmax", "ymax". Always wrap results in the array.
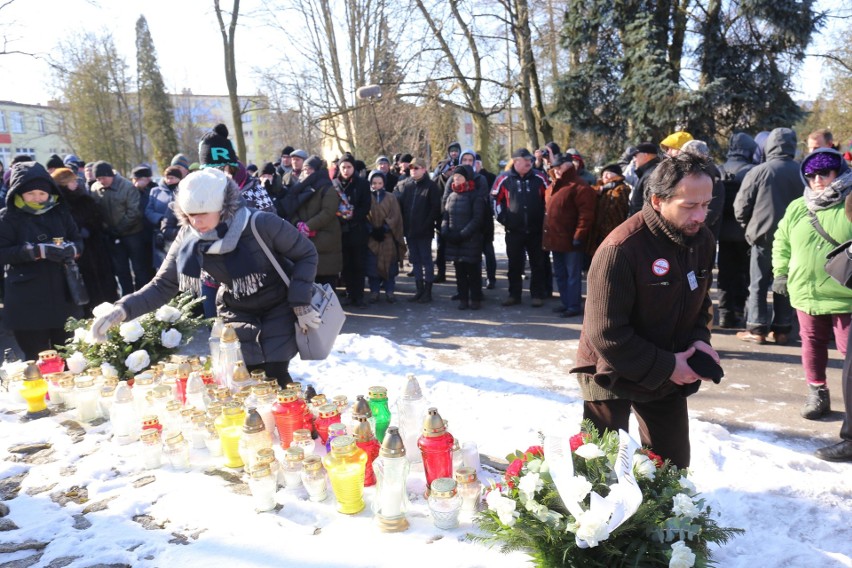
[
  {"xmin": 73, "ymin": 327, "xmax": 88, "ymax": 344},
  {"xmin": 91, "ymin": 302, "xmax": 116, "ymax": 319},
  {"xmin": 563, "ymin": 475, "xmax": 593, "ymax": 503},
  {"xmin": 518, "ymin": 472, "xmax": 543, "ymax": 501},
  {"xmin": 669, "ymin": 540, "xmax": 696, "ymax": 568},
  {"xmin": 678, "ymin": 475, "xmax": 697, "ymax": 496},
  {"xmin": 574, "ymin": 442, "xmax": 605, "ymax": 460},
  {"xmin": 671, "ymin": 493, "xmax": 700, "ymax": 521},
  {"xmin": 101, "ymin": 362, "xmax": 119, "ymax": 378},
  {"xmin": 66, "ymin": 352, "xmax": 88, "ymax": 374},
  {"xmin": 633, "ymin": 454, "xmax": 657, "ymax": 481},
  {"xmin": 485, "ymin": 490, "xmax": 518, "ymax": 527},
  {"xmin": 119, "ymin": 320, "xmax": 145, "ymax": 343},
  {"xmin": 160, "ymin": 328, "xmax": 182, "ymax": 349},
  {"xmin": 155, "ymin": 305, "xmax": 182, "ymax": 323},
  {"xmin": 572, "ymin": 508, "xmax": 611, "ymax": 547},
  {"xmin": 125, "ymin": 350, "xmax": 151, "ymax": 373}
]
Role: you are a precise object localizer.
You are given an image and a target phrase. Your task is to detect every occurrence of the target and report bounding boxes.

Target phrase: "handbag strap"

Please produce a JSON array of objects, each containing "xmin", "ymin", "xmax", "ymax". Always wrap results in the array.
[
  {"xmin": 807, "ymin": 210, "xmax": 841, "ymax": 247},
  {"xmin": 250, "ymin": 211, "xmax": 291, "ymax": 287}
]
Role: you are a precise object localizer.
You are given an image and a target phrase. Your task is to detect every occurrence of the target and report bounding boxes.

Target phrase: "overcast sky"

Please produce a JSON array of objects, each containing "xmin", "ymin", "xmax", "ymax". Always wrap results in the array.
[{"xmin": 0, "ymin": 0, "xmax": 839, "ymax": 109}]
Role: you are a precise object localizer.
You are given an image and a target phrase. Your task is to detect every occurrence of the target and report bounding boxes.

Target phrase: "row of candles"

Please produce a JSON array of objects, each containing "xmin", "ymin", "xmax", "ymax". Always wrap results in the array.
[{"xmin": 9, "ymin": 347, "xmax": 484, "ymax": 532}]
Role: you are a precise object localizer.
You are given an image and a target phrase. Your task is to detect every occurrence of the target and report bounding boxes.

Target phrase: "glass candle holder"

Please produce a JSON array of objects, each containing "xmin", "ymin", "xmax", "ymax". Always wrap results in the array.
[
  {"xmin": 239, "ymin": 408, "xmax": 273, "ymax": 471},
  {"xmin": 290, "ymin": 429, "xmax": 316, "ymax": 457},
  {"xmin": 418, "ymin": 408, "xmax": 454, "ymax": 494},
  {"xmin": 454, "ymin": 466, "xmax": 482, "ymax": 514},
  {"xmin": 353, "ymin": 418, "xmax": 380, "ymax": 487},
  {"xmin": 326, "ymin": 422, "xmax": 348, "ymax": 453},
  {"xmin": 140, "ymin": 429, "xmax": 163, "ymax": 469},
  {"xmin": 74, "ymin": 375, "xmax": 101, "ymax": 423},
  {"xmin": 372, "ymin": 426, "xmax": 410, "ymax": 532},
  {"xmin": 20, "ymin": 362, "xmax": 49, "ymax": 419},
  {"xmin": 272, "ymin": 391, "xmax": 306, "ymax": 450},
  {"xmin": 282, "ymin": 446, "xmax": 304, "ymax": 490},
  {"xmin": 315, "ymin": 404, "xmax": 340, "ymax": 445},
  {"xmin": 248, "ymin": 464, "xmax": 278, "ymax": 512},
  {"xmin": 163, "ymin": 432, "xmax": 191, "ymax": 470},
  {"xmin": 189, "ymin": 412, "xmax": 208, "ymax": 449},
  {"xmin": 204, "ymin": 421, "xmax": 223, "ymax": 457},
  {"xmin": 322, "ymin": 436, "xmax": 368, "ymax": 515},
  {"xmin": 300, "ymin": 454, "xmax": 328, "ymax": 502},
  {"xmin": 367, "ymin": 386, "xmax": 391, "ymax": 443},
  {"xmin": 110, "ymin": 382, "xmax": 138, "ymax": 445},
  {"xmin": 99, "ymin": 384, "xmax": 116, "ymax": 419},
  {"xmin": 428, "ymin": 477, "xmax": 462, "ymax": 529},
  {"xmin": 215, "ymin": 403, "xmax": 246, "ymax": 469},
  {"xmin": 397, "ymin": 374, "xmax": 428, "ymax": 464},
  {"xmin": 461, "ymin": 441, "xmax": 481, "ymax": 471},
  {"xmin": 132, "ymin": 374, "xmax": 156, "ymax": 418},
  {"xmin": 37, "ymin": 350, "xmax": 64, "ymax": 375},
  {"xmin": 255, "ymin": 448, "xmax": 282, "ymax": 488}
]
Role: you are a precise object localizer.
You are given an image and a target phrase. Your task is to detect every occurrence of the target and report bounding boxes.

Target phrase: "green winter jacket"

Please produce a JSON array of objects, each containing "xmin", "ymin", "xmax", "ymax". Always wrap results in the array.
[{"xmin": 773, "ymin": 197, "xmax": 852, "ymax": 315}]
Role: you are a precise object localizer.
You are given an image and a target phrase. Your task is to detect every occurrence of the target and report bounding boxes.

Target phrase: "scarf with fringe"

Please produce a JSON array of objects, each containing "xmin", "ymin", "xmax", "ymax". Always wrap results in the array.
[{"xmin": 176, "ymin": 207, "xmax": 264, "ymax": 299}]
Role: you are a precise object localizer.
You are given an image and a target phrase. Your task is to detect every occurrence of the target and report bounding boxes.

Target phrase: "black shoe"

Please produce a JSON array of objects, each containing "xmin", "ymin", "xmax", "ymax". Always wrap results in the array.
[
  {"xmin": 815, "ymin": 440, "xmax": 852, "ymax": 462},
  {"xmin": 434, "ymin": 275, "xmax": 446, "ymax": 283},
  {"xmin": 470, "ymin": 300, "xmax": 481, "ymax": 310},
  {"xmin": 418, "ymin": 282, "xmax": 433, "ymax": 303},
  {"xmin": 552, "ymin": 306, "xmax": 568, "ymax": 313},
  {"xmin": 501, "ymin": 297, "xmax": 520, "ymax": 307},
  {"xmin": 458, "ymin": 301, "xmax": 469, "ymax": 310},
  {"xmin": 801, "ymin": 384, "xmax": 830, "ymax": 420},
  {"xmin": 451, "ymin": 293, "xmax": 459, "ymax": 301},
  {"xmin": 559, "ymin": 309, "xmax": 582, "ymax": 318},
  {"xmin": 486, "ymin": 279, "xmax": 495, "ymax": 290}
]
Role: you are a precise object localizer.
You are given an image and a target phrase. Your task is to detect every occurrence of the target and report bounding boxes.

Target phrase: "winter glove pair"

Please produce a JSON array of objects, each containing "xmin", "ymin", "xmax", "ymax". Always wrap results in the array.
[
  {"xmin": 36, "ymin": 243, "xmax": 76, "ymax": 263},
  {"xmin": 293, "ymin": 305, "xmax": 321, "ymax": 334},
  {"xmin": 91, "ymin": 306, "xmax": 127, "ymax": 342},
  {"xmin": 370, "ymin": 227, "xmax": 386, "ymax": 242},
  {"xmin": 772, "ymin": 275, "xmax": 788, "ymax": 297}
]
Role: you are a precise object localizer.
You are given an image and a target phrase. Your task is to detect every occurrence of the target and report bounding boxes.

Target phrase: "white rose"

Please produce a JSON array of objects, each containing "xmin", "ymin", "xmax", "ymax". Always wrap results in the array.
[
  {"xmin": 669, "ymin": 541, "xmax": 696, "ymax": 568},
  {"xmin": 119, "ymin": 320, "xmax": 145, "ymax": 343},
  {"xmin": 125, "ymin": 350, "xmax": 151, "ymax": 373},
  {"xmin": 574, "ymin": 442, "xmax": 605, "ymax": 460},
  {"xmin": 485, "ymin": 491, "xmax": 517, "ymax": 527},
  {"xmin": 73, "ymin": 327, "xmax": 88, "ymax": 344},
  {"xmin": 671, "ymin": 493, "xmax": 700, "ymax": 521},
  {"xmin": 67, "ymin": 352, "xmax": 88, "ymax": 374},
  {"xmin": 678, "ymin": 475, "xmax": 697, "ymax": 496},
  {"xmin": 155, "ymin": 305, "xmax": 182, "ymax": 323},
  {"xmin": 572, "ymin": 508, "xmax": 611, "ymax": 547},
  {"xmin": 633, "ymin": 454, "xmax": 657, "ymax": 481},
  {"xmin": 91, "ymin": 302, "xmax": 116, "ymax": 319},
  {"xmin": 160, "ymin": 329, "xmax": 182, "ymax": 349},
  {"xmin": 101, "ymin": 362, "xmax": 119, "ymax": 378},
  {"xmin": 518, "ymin": 472, "xmax": 543, "ymax": 501},
  {"xmin": 562, "ymin": 475, "xmax": 593, "ymax": 504}
]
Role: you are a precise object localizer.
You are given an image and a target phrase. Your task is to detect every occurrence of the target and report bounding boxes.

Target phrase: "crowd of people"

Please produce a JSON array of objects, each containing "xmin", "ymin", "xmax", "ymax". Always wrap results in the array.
[{"xmin": 2, "ymin": 122, "xmax": 852, "ymax": 464}]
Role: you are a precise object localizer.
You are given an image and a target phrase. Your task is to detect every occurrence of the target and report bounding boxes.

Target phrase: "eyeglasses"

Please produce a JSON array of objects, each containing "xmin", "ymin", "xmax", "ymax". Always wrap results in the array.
[
  {"xmin": 804, "ymin": 169, "xmax": 836, "ymax": 180},
  {"xmin": 409, "ymin": 166, "xmax": 421, "ymax": 171}
]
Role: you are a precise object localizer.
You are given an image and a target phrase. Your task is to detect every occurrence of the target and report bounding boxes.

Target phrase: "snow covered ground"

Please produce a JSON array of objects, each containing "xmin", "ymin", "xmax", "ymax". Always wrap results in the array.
[{"xmin": 1, "ymin": 333, "xmax": 851, "ymax": 567}]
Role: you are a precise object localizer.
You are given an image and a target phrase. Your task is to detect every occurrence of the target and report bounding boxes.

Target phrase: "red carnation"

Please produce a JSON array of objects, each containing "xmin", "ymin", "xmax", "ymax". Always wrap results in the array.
[
  {"xmin": 643, "ymin": 450, "xmax": 664, "ymax": 468},
  {"xmin": 569, "ymin": 433, "xmax": 586, "ymax": 452},
  {"xmin": 525, "ymin": 445, "xmax": 544, "ymax": 459},
  {"xmin": 505, "ymin": 459, "xmax": 524, "ymax": 488}
]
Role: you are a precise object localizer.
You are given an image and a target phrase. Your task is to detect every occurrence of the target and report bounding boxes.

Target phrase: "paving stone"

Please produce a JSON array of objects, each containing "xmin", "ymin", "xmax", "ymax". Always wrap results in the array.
[
  {"xmin": 72, "ymin": 514, "xmax": 92, "ymax": 530},
  {"xmin": 25, "ymin": 482, "xmax": 57, "ymax": 496},
  {"xmin": 82, "ymin": 497, "xmax": 115, "ymax": 514},
  {"xmin": 132, "ymin": 475, "xmax": 156, "ymax": 489},
  {"xmin": 0, "ymin": 540, "xmax": 48, "ymax": 553},
  {"xmin": 0, "ymin": 473, "xmax": 26, "ymax": 500},
  {"xmin": 0, "ymin": 502, "xmax": 9, "ymax": 516},
  {"xmin": 7, "ymin": 443, "xmax": 52, "ymax": 455},
  {"xmin": 0, "ymin": 517, "xmax": 19, "ymax": 531}
]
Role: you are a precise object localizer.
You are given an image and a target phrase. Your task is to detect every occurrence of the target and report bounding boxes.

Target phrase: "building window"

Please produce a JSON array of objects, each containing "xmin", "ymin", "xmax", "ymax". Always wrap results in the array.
[
  {"xmin": 0, "ymin": 147, "xmax": 11, "ymax": 167},
  {"xmin": 36, "ymin": 116, "xmax": 46, "ymax": 133},
  {"xmin": 9, "ymin": 112, "xmax": 24, "ymax": 133},
  {"xmin": 0, "ymin": 111, "xmax": 6, "ymax": 132}
]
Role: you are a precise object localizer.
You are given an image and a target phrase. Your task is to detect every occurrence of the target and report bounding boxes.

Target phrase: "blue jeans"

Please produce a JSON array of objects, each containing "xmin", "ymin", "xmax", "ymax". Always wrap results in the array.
[
  {"xmin": 746, "ymin": 242, "xmax": 793, "ymax": 334},
  {"xmin": 552, "ymin": 251, "xmax": 583, "ymax": 312},
  {"xmin": 407, "ymin": 237, "xmax": 434, "ymax": 282}
]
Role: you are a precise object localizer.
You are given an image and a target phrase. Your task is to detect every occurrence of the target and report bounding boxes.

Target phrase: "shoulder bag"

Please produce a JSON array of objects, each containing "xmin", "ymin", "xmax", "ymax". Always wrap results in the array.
[
  {"xmin": 250, "ymin": 212, "xmax": 346, "ymax": 360},
  {"xmin": 807, "ymin": 210, "xmax": 852, "ymax": 288}
]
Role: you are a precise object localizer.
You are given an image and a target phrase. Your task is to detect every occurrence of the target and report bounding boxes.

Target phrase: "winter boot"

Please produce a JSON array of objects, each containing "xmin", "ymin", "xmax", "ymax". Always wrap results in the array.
[
  {"xmin": 418, "ymin": 282, "xmax": 433, "ymax": 303},
  {"xmin": 408, "ymin": 279, "xmax": 424, "ymax": 302},
  {"xmin": 801, "ymin": 384, "xmax": 831, "ymax": 420}
]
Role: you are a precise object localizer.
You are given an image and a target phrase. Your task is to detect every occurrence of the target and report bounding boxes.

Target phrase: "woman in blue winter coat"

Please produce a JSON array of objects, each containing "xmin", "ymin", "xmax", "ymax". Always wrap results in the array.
[{"xmin": 145, "ymin": 166, "xmax": 183, "ymax": 269}]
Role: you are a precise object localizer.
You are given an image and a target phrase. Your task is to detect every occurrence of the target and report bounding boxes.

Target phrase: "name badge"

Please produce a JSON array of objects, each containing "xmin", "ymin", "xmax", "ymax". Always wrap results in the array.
[{"xmin": 687, "ymin": 271, "xmax": 698, "ymax": 291}]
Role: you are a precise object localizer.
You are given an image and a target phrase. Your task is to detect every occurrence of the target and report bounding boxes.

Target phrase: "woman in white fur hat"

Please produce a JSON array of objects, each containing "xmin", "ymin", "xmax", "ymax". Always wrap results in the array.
[{"xmin": 91, "ymin": 169, "xmax": 320, "ymax": 387}]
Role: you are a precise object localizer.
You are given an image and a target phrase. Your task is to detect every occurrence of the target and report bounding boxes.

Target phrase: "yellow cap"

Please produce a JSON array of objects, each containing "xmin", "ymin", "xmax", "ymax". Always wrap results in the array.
[{"xmin": 660, "ymin": 131, "xmax": 693, "ymax": 150}]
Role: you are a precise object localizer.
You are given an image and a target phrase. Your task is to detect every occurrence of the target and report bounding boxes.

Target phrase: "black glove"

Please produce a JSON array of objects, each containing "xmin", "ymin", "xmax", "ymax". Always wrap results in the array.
[
  {"xmin": 370, "ymin": 227, "xmax": 385, "ymax": 242},
  {"xmin": 37, "ymin": 244, "xmax": 67, "ymax": 263},
  {"xmin": 772, "ymin": 275, "xmax": 788, "ymax": 297}
]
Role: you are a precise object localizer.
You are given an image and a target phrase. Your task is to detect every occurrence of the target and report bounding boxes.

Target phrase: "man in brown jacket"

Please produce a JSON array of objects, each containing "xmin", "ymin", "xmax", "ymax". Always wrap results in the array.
[{"xmin": 570, "ymin": 152, "xmax": 720, "ymax": 469}]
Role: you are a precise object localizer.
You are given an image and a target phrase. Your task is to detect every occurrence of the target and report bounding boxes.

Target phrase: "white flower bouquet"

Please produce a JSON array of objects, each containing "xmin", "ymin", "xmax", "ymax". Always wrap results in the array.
[{"xmin": 60, "ymin": 293, "xmax": 207, "ymax": 379}]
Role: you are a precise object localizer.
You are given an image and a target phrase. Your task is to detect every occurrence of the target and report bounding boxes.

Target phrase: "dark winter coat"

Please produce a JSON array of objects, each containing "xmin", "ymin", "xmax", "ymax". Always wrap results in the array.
[
  {"xmin": 704, "ymin": 162, "xmax": 726, "ymax": 240},
  {"xmin": 145, "ymin": 181, "xmax": 181, "ymax": 250},
  {"xmin": 734, "ymin": 128, "xmax": 801, "ymax": 246},
  {"xmin": 90, "ymin": 174, "xmax": 143, "ymax": 236},
  {"xmin": 57, "ymin": 184, "xmax": 118, "ymax": 312},
  {"xmin": 0, "ymin": 162, "xmax": 84, "ymax": 330},
  {"xmin": 284, "ymin": 169, "xmax": 342, "ymax": 277},
  {"xmin": 394, "ymin": 174, "xmax": 441, "ymax": 240},
  {"xmin": 432, "ymin": 141, "xmax": 461, "ymax": 186},
  {"xmin": 118, "ymin": 210, "xmax": 318, "ymax": 365},
  {"xmin": 491, "ymin": 166, "xmax": 549, "ymax": 233},
  {"xmin": 586, "ymin": 178, "xmax": 630, "ymax": 258},
  {"xmin": 442, "ymin": 181, "xmax": 485, "ymax": 263},
  {"xmin": 628, "ymin": 156, "xmax": 661, "ymax": 216},
  {"xmin": 570, "ymin": 204, "xmax": 715, "ymax": 402},
  {"xmin": 334, "ymin": 173, "xmax": 372, "ymax": 246},
  {"xmin": 542, "ymin": 168, "xmax": 596, "ymax": 253},
  {"xmin": 718, "ymin": 133, "xmax": 758, "ymax": 242},
  {"xmin": 443, "ymin": 171, "xmax": 493, "ymax": 239}
]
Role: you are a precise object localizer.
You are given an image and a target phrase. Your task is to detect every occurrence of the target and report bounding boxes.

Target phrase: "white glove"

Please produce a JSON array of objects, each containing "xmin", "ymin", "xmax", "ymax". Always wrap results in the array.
[
  {"xmin": 91, "ymin": 306, "xmax": 127, "ymax": 342},
  {"xmin": 293, "ymin": 305, "xmax": 321, "ymax": 333}
]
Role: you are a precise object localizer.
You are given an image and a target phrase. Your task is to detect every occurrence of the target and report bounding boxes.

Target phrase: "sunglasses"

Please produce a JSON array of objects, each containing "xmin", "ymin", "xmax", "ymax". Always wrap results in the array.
[
  {"xmin": 804, "ymin": 169, "xmax": 836, "ymax": 180},
  {"xmin": 409, "ymin": 166, "xmax": 422, "ymax": 171}
]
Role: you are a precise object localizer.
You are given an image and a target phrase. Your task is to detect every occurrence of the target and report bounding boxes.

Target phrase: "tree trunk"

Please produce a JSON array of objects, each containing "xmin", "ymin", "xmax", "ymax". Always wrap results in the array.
[{"xmin": 214, "ymin": 0, "xmax": 246, "ymax": 161}]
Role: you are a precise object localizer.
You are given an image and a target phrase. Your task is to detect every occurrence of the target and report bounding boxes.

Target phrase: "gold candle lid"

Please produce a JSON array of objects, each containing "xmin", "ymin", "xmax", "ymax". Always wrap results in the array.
[
  {"xmin": 284, "ymin": 447, "xmax": 305, "ymax": 462},
  {"xmin": 292, "ymin": 429, "xmax": 311, "ymax": 442},
  {"xmin": 250, "ymin": 464, "xmax": 272, "ymax": 479},
  {"xmin": 454, "ymin": 466, "xmax": 477, "ymax": 484},
  {"xmin": 23, "ymin": 361, "xmax": 43, "ymax": 381},
  {"xmin": 402, "ymin": 373, "xmax": 423, "ymax": 400},
  {"xmin": 222, "ymin": 402, "xmax": 243, "ymax": 417},
  {"xmin": 142, "ymin": 415, "xmax": 160, "ymax": 428},
  {"xmin": 134, "ymin": 374, "xmax": 155, "ymax": 386},
  {"xmin": 215, "ymin": 387, "xmax": 231, "ymax": 402},
  {"xmin": 166, "ymin": 400, "xmax": 181, "ymax": 412},
  {"xmin": 352, "ymin": 395, "xmax": 372, "ymax": 418},
  {"xmin": 74, "ymin": 376, "xmax": 95, "ymax": 389},
  {"xmin": 243, "ymin": 408, "xmax": 266, "ymax": 434},
  {"xmin": 251, "ymin": 383, "xmax": 273, "ymax": 397},
  {"xmin": 164, "ymin": 432, "xmax": 186, "ymax": 446},
  {"xmin": 368, "ymin": 385, "xmax": 388, "ymax": 400},
  {"xmin": 250, "ymin": 369, "xmax": 266, "ymax": 381},
  {"xmin": 318, "ymin": 404, "xmax": 339, "ymax": 419},
  {"xmin": 140, "ymin": 429, "xmax": 161, "ymax": 445},
  {"xmin": 207, "ymin": 402, "xmax": 223, "ymax": 419},
  {"xmin": 330, "ymin": 435, "xmax": 357, "ymax": 454},
  {"xmin": 205, "ymin": 420, "xmax": 219, "ymax": 437},
  {"xmin": 379, "ymin": 426, "xmax": 406, "ymax": 458},
  {"xmin": 181, "ymin": 407, "xmax": 195, "ymax": 419},
  {"xmin": 87, "ymin": 368, "xmax": 101, "ymax": 378},
  {"xmin": 353, "ymin": 417, "xmax": 375, "ymax": 443},
  {"xmin": 220, "ymin": 324, "xmax": 238, "ymax": 343},
  {"xmin": 276, "ymin": 391, "xmax": 298, "ymax": 404},
  {"xmin": 151, "ymin": 385, "xmax": 171, "ymax": 399},
  {"xmin": 191, "ymin": 413, "xmax": 207, "ymax": 426},
  {"xmin": 200, "ymin": 370, "xmax": 215, "ymax": 383},
  {"xmin": 421, "ymin": 407, "xmax": 447, "ymax": 437},
  {"xmin": 100, "ymin": 384, "xmax": 116, "ymax": 398},
  {"xmin": 256, "ymin": 447, "xmax": 276, "ymax": 463},
  {"xmin": 328, "ymin": 423, "xmax": 347, "ymax": 437},
  {"xmin": 332, "ymin": 394, "xmax": 348, "ymax": 408},
  {"xmin": 302, "ymin": 454, "xmax": 323, "ymax": 472},
  {"xmin": 430, "ymin": 477, "xmax": 458, "ymax": 498},
  {"xmin": 178, "ymin": 360, "xmax": 192, "ymax": 379},
  {"xmin": 58, "ymin": 374, "xmax": 75, "ymax": 389},
  {"xmin": 232, "ymin": 361, "xmax": 250, "ymax": 384},
  {"xmin": 311, "ymin": 394, "xmax": 328, "ymax": 409},
  {"xmin": 38, "ymin": 350, "xmax": 58, "ymax": 360},
  {"xmin": 52, "ymin": 237, "xmax": 64, "ymax": 246}
]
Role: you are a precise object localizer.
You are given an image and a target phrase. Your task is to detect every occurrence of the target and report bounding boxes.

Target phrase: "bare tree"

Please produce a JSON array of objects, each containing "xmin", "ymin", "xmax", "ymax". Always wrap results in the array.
[{"xmin": 214, "ymin": 0, "xmax": 247, "ymax": 161}]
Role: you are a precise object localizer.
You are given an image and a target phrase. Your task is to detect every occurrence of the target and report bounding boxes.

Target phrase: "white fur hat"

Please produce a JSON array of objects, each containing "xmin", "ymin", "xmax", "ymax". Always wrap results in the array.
[{"xmin": 176, "ymin": 169, "xmax": 228, "ymax": 214}]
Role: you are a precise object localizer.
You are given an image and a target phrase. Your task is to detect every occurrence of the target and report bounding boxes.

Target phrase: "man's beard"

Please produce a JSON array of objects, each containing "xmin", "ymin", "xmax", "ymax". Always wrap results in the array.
[{"xmin": 657, "ymin": 211, "xmax": 700, "ymax": 241}]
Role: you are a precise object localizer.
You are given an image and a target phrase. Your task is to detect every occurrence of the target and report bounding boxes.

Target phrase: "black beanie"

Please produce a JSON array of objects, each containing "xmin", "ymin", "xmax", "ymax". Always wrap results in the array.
[
  {"xmin": 338, "ymin": 152, "xmax": 356, "ymax": 167},
  {"xmin": 452, "ymin": 165, "xmax": 473, "ymax": 181},
  {"xmin": 198, "ymin": 124, "xmax": 239, "ymax": 168},
  {"xmin": 94, "ymin": 161, "xmax": 114, "ymax": 178},
  {"xmin": 601, "ymin": 163, "xmax": 623, "ymax": 176},
  {"xmin": 281, "ymin": 145, "xmax": 295, "ymax": 157},
  {"xmin": 399, "ymin": 153, "xmax": 413, "ymax": 163},
  {"xmin": 305, "ymin": 155, "xmax": 323, "ymax": 171},
  {"xmin": 45, "ymin": 154, "xmax": 64, "ymax": 170},
  {"xmin": 261, "ymin": 162, "xmax": 276, "ymax": 176},
  {"xmin": 132, "ymin": 165, "xmax": 153, "ymax": 178}
]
